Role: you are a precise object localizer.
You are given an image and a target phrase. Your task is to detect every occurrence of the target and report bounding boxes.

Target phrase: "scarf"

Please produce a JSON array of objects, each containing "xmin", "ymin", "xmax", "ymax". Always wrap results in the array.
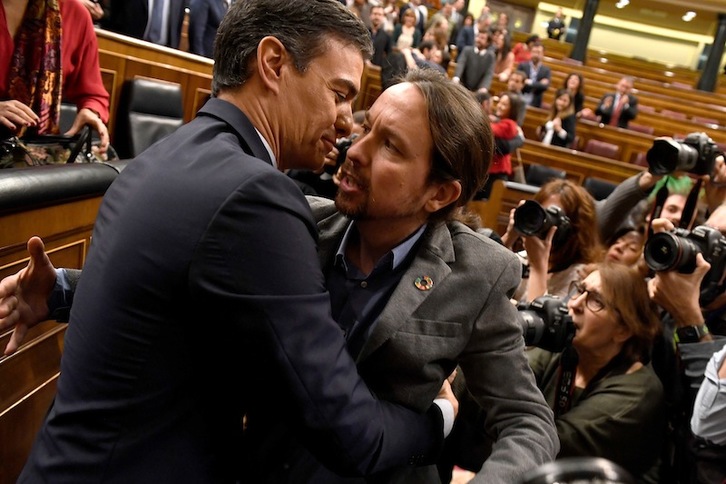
[{"xmin": 7, "ymin": 0, "xmax": 62, "ymax": 136}]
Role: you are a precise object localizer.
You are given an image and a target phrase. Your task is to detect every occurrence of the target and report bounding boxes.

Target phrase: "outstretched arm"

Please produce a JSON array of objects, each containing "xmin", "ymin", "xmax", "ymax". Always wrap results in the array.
[{"xmin": 0, "ymin": 236, "xmax": 57, "ymax": 355}]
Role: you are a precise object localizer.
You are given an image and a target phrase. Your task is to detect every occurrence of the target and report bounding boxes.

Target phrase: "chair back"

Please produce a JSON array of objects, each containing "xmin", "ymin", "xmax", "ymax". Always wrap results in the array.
[
  {"xmin": 525, "ymin": 163, "xmax": 566, "ymax": 187},
  {"xmin": 583, "ymin": 139, "xmax": 620, "ymax": 160},
  {"xmin": 583, "ymin": 176, "xmax": 617, "ymax": 201},
  {"xmin": 115, "ymin": 78, "xmax": 184, "ymax": 159}
]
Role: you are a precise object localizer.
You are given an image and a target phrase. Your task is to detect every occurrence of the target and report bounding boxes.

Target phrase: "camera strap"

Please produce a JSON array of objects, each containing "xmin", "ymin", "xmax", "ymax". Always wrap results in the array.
[
  {"xmin": 647, "ymin": 182, "xmax": 670, "ymax": 239},
  {"xmin": 679, "ymin": 178, "xmax": 703, "ymax": 230},
  {"xmin": 554, "ymin": 345, "xmax": 578, "ymax": 417}
]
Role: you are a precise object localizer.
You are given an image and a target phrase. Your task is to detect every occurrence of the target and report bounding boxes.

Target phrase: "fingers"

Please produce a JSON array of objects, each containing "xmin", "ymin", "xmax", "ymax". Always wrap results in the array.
[
  {"xmin": 5, "ymin": 324, "xmax": 29, "ymax": 356},
  {"xmin": 65, "ymin": 109, "xmax": 110, "ymax": 155},
  {"xmin": 0, "ymin": 100, "xmax": 38, "ymax": 131}
]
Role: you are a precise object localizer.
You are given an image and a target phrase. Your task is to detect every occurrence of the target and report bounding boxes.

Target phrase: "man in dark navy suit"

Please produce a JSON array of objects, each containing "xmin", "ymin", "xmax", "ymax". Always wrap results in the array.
[
  {"xmin": 102, "ymin": 0, "xmax": 187, "ymax": 49},
  {"xmin": 4, "ymin": 1, "xmax": 453, "ymax": 482},
  {"xmin": 189, "ymin": 0, "xmax": 228, "ymax": 57}
]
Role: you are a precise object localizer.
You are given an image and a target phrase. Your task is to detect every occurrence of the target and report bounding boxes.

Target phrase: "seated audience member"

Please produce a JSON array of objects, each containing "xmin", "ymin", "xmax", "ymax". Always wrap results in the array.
[
  {"xmin": 392, "ymin": 7, "xmax": 421, "ymax": 50},
  {"xmin": 189, "ymin": 0, "xmax": 229, "ymax": 58},
  {"xmin": 0, "ymin": 69, "xmax": 560, "ymax": 483},
  {"xmin": 502, "ymin": 179, "xmax": 604, "ymax": 301},
  {"xmin": 595, "ymin": 76, "xmax": 638, "ymax": 128},
  {"xmin": 517, "ymin": 43, "xmax": 550, "ymax": 108},
  {"xmin": 536, "ymin": 88, "xmax": 576, "ymax": 148},
  {"xmin": 563, "ymin": 73, "xmax": 590, "ymax": 118},
  {"xmin": 0, "ymin": 0, "xmax": 110, "ymax": 152},
  {"xmin": 491, "ymin": 28, "xmax": 514, "ymax": 82},
  {"xmin": 504, "ymin": 69, "xmax": 527, "ymax": 126},
  {"xmin": 512, "ymin": 34, "xmax": 539, "ymax": 64},
  {"xmin": 493, "ymin": 11, "xmax": 509, "ymax": 36},
  {"xmin": 476, "ymin": 92, "xmax": 525, "ymax": 199},
  {"xmin": 528, "ymin": 262, "xmax": 665, "ymax": 481},
  {"xmin": 452, "ymin": 30, "xmax": 494, "ymax": 94}
]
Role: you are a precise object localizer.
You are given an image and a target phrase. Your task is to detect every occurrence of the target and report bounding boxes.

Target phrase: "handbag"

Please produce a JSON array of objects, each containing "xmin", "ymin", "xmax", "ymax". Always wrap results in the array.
[{"xmin": 0, "ymin": 126, "xmax": 107, "ymax": 168}]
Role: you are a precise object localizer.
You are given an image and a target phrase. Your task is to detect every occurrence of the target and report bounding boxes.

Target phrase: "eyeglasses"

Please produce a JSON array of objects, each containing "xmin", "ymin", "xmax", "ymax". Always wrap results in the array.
[{"xmin": 568, "ymin": 281, "xmax": 608, "ymax": 313}]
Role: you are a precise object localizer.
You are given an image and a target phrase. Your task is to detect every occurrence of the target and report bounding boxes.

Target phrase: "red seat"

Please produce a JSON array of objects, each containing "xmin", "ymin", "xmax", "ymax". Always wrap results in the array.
[
  {"xmin": 583, "ymin": 139, "xmax": 620, "ymax": 160},
  {"xmin": 628, "ymin": 123, "xmax": 655, "ymax": 135},
  {"xmin": 692, "ymin": 116, "xmax": 719, "ymax": 126},
  {"xmin": 661, "ymin": 109, "xmax": 688, "ymax": 120}
]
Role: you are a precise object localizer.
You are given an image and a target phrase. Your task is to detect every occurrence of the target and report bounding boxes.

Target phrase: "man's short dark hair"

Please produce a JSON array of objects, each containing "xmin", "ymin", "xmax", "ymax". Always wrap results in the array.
[
  {"xmin": 212, "ymin": 0, "xmax": 373, "ymax": 95},
  {"xmin": 405, "ymin": 69, "xmax": 493, "ymax": 222}
]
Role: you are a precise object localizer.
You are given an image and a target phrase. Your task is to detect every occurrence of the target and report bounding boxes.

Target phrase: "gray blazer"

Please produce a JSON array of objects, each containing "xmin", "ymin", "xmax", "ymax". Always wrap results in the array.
[{"xmin": 302, "ymin": 197, "xmax": 559, "ymax": 483}]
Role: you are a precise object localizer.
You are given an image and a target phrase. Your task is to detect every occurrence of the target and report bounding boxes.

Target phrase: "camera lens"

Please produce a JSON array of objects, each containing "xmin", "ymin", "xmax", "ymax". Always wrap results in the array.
[
  {"xmin": 514, "ymin": 200, "xmax": 547, "ymax": 236},
  {"xmin": 644, "ymin": 232, "xmax": 699, "ymax": 273},
  {"xmin": 518, "ymin": 310, "xmax": 545, "ymax": 347},
  {"xmin": 646, "ymin": 138, "xmax": 698, "ymax": 175}
]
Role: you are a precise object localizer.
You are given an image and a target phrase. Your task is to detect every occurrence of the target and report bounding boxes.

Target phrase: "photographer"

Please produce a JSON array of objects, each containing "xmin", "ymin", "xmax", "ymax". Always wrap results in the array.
[
  {"xmin": 526, "ymin": 262, "xmax": 664, "ymax": 481},
  {"xmin": 502, "ymin": 179, "xmax": 603, "ymax": 302},
  {"xmin": 647, "ymin": 209, "xmax": 726, "ymax": 483}
]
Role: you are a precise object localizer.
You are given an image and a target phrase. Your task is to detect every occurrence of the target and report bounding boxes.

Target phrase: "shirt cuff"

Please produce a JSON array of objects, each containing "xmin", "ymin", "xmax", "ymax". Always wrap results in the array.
[
  {"xmin": 434, "ymin": 398, "xmax": 455, "ymax": 437},
  {"xmin": 48, "ymin": 268, "xmax": 73, "ymax": 322}
]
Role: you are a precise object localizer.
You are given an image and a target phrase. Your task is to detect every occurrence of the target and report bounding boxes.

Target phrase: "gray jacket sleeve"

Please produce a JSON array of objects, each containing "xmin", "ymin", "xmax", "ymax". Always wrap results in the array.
[{"xmin": 596, "ymin": 172, "xmax": 649, "ymax": 243}]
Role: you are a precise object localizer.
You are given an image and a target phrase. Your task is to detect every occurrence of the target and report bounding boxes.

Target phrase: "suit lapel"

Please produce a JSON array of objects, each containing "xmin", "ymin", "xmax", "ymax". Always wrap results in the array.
[{"xmin": 357, "ymin": 223, "xmax": 455, "ymax": 362}]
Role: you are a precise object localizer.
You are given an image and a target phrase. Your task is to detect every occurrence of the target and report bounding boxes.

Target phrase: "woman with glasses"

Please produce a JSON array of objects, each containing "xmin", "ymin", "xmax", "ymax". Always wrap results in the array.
[{"xmin": 527, "ymin": 262, "xmax": 665, "ymax": 482}]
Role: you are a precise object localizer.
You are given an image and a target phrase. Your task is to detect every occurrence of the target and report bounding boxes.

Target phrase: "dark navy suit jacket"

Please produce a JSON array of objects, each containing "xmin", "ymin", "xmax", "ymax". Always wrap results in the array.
[
  {"xmin": 189, "ymin": 0, "xmax": 227, "ymax": 57},
  {"xmin": 103, "ymin": 0, "xmax": 187, "ymax": 48},
  {"xmin": 19, "ymin": 98, "xmax": 442, "ymax": 483}
]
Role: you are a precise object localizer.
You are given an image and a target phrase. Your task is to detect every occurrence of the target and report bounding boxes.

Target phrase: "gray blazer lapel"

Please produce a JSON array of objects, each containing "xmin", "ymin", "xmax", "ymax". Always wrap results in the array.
[
  {"xmin": 308, "ymin": 196, "xmax": 350, "ymax": 271},
  {"xmin": 357, "ymin": 223, "xmax": 455, "ymax": 362}
]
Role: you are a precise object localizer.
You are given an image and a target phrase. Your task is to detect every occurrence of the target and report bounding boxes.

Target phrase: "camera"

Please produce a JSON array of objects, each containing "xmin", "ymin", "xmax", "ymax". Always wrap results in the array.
[
  {"xmin": 644, "ymin": 225, "xmax": 726, "ymax": 304},
  {"xmin": 646, "ymin": 132, "xmax": 721, "ymax": 176},
  {"xmin": 323, "ymin": 134, "xmax": 358, "ymax": 175},
  {"xmin": 517, "ymin": 295, "xmax": 575, "ymax": 353},
  {"xmin": 514, "ymin": 200, "xmax": 571, "ymax": 243}
]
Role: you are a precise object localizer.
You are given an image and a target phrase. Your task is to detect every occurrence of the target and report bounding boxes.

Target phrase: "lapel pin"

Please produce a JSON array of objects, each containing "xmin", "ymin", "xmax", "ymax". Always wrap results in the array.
[{"xmin": 414, "ymin": 276, "xmax": 434, "ymax": 291}]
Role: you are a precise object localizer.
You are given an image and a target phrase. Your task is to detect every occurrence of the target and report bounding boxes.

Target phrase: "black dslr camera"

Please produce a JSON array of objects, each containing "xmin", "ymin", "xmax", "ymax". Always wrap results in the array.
[
  {"xmin": 514, "ymin": 200, "xmax": 571, "ymax": 244},
  {"xmin": 644, "ymin": 225, "xmax": 726, "ymax": 304},
  {"xmin": 646, "ymin": 132, "xmax": 721, "ymax": 176},
  {"xmin": 517, "ymin": 295, "xmax": 575, "ymax": 353}
]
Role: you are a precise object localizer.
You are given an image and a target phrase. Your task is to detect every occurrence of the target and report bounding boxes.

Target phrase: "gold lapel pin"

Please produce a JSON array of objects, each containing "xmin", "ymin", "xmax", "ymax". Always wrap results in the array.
[{"xmin": 414, "ymin": 276, "xmax": 434, "ymax": 291}]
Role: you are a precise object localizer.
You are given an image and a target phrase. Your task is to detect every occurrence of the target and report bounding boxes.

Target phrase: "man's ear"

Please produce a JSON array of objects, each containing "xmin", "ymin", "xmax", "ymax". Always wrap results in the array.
[
  {"xmin": 425, "ymin": 180, "xmax": 462, "ymax": 214},
  {"xmin": 255, "ymin": 36, "xmax": 288, "ymax": 95}
]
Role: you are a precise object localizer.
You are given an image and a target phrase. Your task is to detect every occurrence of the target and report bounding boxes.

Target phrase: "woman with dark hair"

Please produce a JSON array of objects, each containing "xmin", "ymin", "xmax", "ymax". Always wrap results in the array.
[
  {"xmin": 476, "ymin": 92, "xmax": 524, "ymax": 199},
  {"xmin": 527, "ymin": 262, "xmax": 665, "ymax": 482},
  {"xmin": 537, "ymin": 88, "xmax": 576, "ymax": 148},
  {"xmin": 503, "ymin": 178, "xmax": 604, "ymax": 301},
  {"xmin": 563, "ymin": 73, "xmax": 585, "ymax": 115},
  {"xmin": 491, "ymin": 28, "xmax": 514, "ymax": 82}
]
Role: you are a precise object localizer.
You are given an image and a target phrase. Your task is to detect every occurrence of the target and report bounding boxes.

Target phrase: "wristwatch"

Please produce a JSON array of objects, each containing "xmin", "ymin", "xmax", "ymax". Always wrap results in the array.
[{"xmin": 674, "ymin": 324, "xmax": 709, "ymax": 344}]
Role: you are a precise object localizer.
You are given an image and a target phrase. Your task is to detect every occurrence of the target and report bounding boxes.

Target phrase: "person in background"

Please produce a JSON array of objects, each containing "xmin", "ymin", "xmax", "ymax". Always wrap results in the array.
[
  {"xmin": 188, "ymin": 0, "xmax": 229, "ymax": 58},
  {"xmin": 563, "ymin": 72, "xmax": 589, "ymax": 118},
  {"xmin": 452, "ymin": 29, "xmax": 494, "ymax": 94},
  {"xmin": 102, "ymin": 0, "xmax": 187, "ymax": 49},
  {"xmin": 476, "ymin": 92, "xmax": 524, "ymax": 199},
  {"xmin": 536, "ymin": 88, "xmax": 576, "ymax": 148},
  {"xmin": 491, "ymin": 27, "xmax": 514, "ymax": 82},
  {"xmin": 0, "ymin": 0, "xmax": 110, "ymax": 152},
  {"xmin": 512, "ymin": 34, "xmax": 539, "ymax": 64},
  {"xmin": 517, "ymin": 43, "xmax": 551, "ymax": 108},
  {"xmin": 1, "ymin": 1, "xmax": 456, "ymax": 481},
  {"xmin": 547, "ymin": 7, "xmax": 565, "ymax": 40},
  {"xmin": 368, "ymin": 4, "xmax": 392, "ymax": 67},
  {"xmin": 454, "ymin": 12, "xmax": 475, "ymax": 56},
  {"xmin": 595, "ymin": 76, "xmax": 638, "ymax": 129},
  {"xmin": 503, "ymin": 179, "xmax": 604, "ymax": 301},
  {"xmin": 393, "ymin": 7, "xmax": 421, "ymax": 50}
]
